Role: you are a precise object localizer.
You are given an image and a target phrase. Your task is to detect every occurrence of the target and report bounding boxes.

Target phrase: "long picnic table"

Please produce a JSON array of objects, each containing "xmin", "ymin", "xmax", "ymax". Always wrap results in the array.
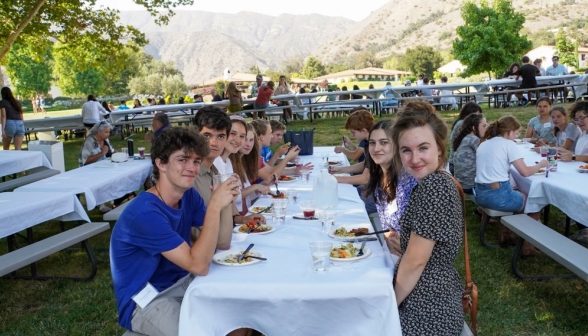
[
  {"xmin": 0, "ymin": 150, "xmax": 52, "ymax": 178},
  {"xmin": 178, "ymin": 147, "xmax": 401, "ymax": 336},
  {"xmin": 14, "ymin": 158, "xmax": 152, "ymax": 210}
]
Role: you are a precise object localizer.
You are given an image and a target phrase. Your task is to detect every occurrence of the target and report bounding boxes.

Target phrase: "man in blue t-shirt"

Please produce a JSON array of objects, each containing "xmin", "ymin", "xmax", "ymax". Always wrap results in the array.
[{"xmin": 110, "ymin": 127, "xmax": 241, "ymax": 335}]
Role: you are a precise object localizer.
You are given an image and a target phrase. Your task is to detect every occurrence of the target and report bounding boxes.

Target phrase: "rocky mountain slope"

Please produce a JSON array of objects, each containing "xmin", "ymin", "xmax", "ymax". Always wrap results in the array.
[
  {"xmin": 118, "ymin": 11, "xmax": 354, "ymax": 84},
  {"xmin": 312, "ymin": 0, "xmax": 588, "ymax": 63}
]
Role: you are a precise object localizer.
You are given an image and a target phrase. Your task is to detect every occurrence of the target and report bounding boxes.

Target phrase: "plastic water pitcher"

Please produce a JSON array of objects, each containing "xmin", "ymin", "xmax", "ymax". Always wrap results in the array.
[{"xmin": 313, "ymin": 169, "xmax": 338, "ymax": 209}]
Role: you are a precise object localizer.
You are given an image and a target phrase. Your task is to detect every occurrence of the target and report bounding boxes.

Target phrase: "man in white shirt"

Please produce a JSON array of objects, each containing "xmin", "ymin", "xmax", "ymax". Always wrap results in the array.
[
  {"xmin": 546, "ymin": 56, "xmax": 569, "ymax": 102},
  {"xmin": 439, "ymin": 76, "xmax": 458, "ymax": 110}
]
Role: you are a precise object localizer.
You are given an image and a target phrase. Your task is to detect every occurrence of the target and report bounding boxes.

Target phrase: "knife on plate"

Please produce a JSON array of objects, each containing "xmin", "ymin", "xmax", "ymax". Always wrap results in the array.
[
  {"xmin": 259, "ymin": 204, "xmax": 273, "ymax": 214},
  {"xmin": 293, "ymin": 216, "xmax": 319, "ymax": 220},
  {"xmin": 238, "ymin": 243, "xmax": 254, "ymax": 262}
]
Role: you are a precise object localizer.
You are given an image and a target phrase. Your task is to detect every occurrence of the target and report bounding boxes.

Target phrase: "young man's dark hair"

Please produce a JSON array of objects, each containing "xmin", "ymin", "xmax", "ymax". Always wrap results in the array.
[
  {"xmin": 521, "ymin": 55, "xmax": 530, "ymax": 64},
  {"xmin": 194, "ymin": 106, "xmax": 231, "ymax": 134},
  {"xmin": 151, "ymin": 127, "xmax": 209, "ymax": 180}
]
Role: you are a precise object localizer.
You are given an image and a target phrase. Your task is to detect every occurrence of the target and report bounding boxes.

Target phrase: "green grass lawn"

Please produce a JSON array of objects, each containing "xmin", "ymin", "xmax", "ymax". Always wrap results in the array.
[{"xmin": 1, "ymin": 103, "xmax": 587, "ymax": 335}]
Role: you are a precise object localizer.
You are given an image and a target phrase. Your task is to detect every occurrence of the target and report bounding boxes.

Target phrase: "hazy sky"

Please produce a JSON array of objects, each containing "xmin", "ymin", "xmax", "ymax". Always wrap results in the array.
[{"xmin": 94, "ymin": 0, "xmax": 390, "ymax": 21}]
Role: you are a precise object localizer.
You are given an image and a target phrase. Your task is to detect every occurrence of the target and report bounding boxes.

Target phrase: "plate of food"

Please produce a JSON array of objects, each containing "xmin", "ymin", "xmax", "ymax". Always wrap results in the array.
[
  {"xmin": 278, "ymin": 175, "xmax": 297, "ymax": 182},
  {"xmin": 233, "ymin": 222, "xmax": 274, "ymax": 234},
  {"xmin": 249, "ymin": 205, "xmax": 272, "ymax": 213},
  {"xmin": 328, "ymin": 224, "xmax": 374, "ymax": 240},
  {"xmin": 213, "ymin": 250, "xmax": 265, "ymax": 266},
  {"xmin": 577, "ymin": 164, "xmax": 588, "ymax": 173},
  {"xmin": 330, "ymin": 243, "xmax": 371, "ymax": 262},
  {"xmin": 534, "ymin": 169, "xmax": 547, "ymax": 175}
]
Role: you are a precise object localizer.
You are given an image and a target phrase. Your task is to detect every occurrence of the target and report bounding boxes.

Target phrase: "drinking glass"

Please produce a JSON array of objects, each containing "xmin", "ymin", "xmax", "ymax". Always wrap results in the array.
[
  {"xmin": 325, "ymin": 211, "xmax": 336, "ymax": 233},
  {"xmin": 308, "ymin": 241, "xmax": 333, "ymax": 271},
  {"xmin": 271, "ymin": 205, "xmax": 286, "ymax": 226},
  {"xmin": 138, "ymin": 147, "xmax": 146, "ymax": 158},
  {"xmin": 317, "ymin": 210, "xmax": 330, "ymax": 234},
  {"xmin": 540, "ymin": 146, "xmax": 548, "ymax": 158},
  {"xmin": 213, "ymin": 173, "xmax": 241, "ymax": 191},
  {"xmin": 285, "ymin": 190, "xmax": 298, "ymax": 204},
  {"xmin": 300, "ymin": 201, "xmax": 316, "ymax": 218},
  {"xmin": 301, "ymin": 170, "xmax": 311, "ymax": 184}
]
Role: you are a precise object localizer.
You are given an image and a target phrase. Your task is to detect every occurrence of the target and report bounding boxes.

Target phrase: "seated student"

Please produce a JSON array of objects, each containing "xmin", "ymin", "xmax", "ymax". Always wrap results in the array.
[
  {"xmin": 549, "ymin": 106, "xmax": 581, "ymax": 151},
  {"xmin": 363, "ymin": 119, "xmax": 417, "ymax": 260},
  {"xmin": 110, "ymin": 127, "xmax": 250, "ymax": 336},
  {"xmin": 439, "ymin": 76, "xmax": 458, "ymax": 110},
  {"xmin": 448, "ymin": 102, "xmax": 483, "ymax": 174},
  {"xmin": 250, "ymin": 119, "xmax": 307, "ymax": 179},
  {"xmin": 453, "ymin": 113, "xmax": 487, "ymax": 195},
  {"xmin": 144, "ymin": 113, "xmax": 170, "ymax": 145},
  {"xmin": 475, "ymin": 116, "xmax": 549, "ymax": 255},
  {"xmin": 381, "ymin": 82, "xmax": 398, "ymax": 111},
  {"xmin": 334, "ymin": 107, "xmax": 374, "ymax": 163},
  {"xmin": 230, "ymin": 124, "xmax": 272, "ymax": 214},
  {"xmin": 118, "ymin": 100, "xmax": 130, "ymax": 110},
  {"xmin": 525, "ymin": 97, "xmax": 557, "ymax": 146},
  {"xmin": 416, "ymin": 77, "xmax": 434, "ymax": 103},
  {"xmin": 193, "ymin": 107, "xmax": 265, "ymax": 240},
  {"xmin": 556, "ymin": 102, "xmax": 588, "ymax": 242},
  {"xmin": 263, "ymin": 120, "xmax": 289, "ymax": 166}
]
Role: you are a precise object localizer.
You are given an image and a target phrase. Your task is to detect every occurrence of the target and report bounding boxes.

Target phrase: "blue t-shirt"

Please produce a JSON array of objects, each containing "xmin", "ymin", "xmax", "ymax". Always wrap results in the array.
[
  {"xmin": 118, "ymin": 105, "xmax": 130, "ymax": 110},
  {"xmin": 110, "ymin": 189, "xmax": 206, "ymax": 330},
  {"xmin": 358, "ymin": 139, "xmax": 368, "ymax": 163},
  {"xmin": 261, "ymin": 146, "xmax": 272, "ymax": 162}
]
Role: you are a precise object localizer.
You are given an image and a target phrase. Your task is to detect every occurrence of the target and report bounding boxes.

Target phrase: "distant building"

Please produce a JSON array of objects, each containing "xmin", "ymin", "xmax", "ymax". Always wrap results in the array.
[
  {"xmin": 313, "ymin": 67, "xmax": 411, "ymax": 83},
  {"xmin": 526, "ymin": 45, "xmax": 556, "ymax": 65},
  {"xmin": 579, "ymin": 47, "xmax": 588, "ymax": 68},
  {"xmin": 437, "ymin": 60, "xmax": 466, "ymax": 77}
]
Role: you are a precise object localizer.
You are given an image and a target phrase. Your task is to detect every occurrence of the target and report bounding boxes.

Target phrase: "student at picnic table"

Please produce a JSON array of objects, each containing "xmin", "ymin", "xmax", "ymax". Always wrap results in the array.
[
  {"xmin": 448, "ymin": 102, "xmax": 483, "ymax": 174},
  {"xmin": 525, "ymin": 97, "xmax": 557, "ymax": 146},
  {"xmin": 548, "ymin": 105, "xmax": 580, "ymax": 151},
  {"xmin": 363, "ymin": 119, "xmax": 417, "ymax": 261},
  {"xmin": 193, "ymin": 106, "xmax": 265, "ymax": 235},
  {"xmin": 144, "ymin": 113, "xmax": 170, "ymax": 145},
  {"xmin": 110, "ymin": 127, "xmax": 254, "ymax": 336},
  {"xmin": 474, "ymin": 116, "xmax": 549, "ymax": 254},
  {"xmin": 334, "ymin": 107, "xmax": 373, "ymax": 163},
  {"xmin": 391, "ymin": 107, "xmax": 464, "ymax": 335},
  {"xmin": 225, "ymin": 81, "xmax": 243, "ymax": 113},
  {"xmin": 261, "ymin": 120, "xmax": 288, "ymax": 166}
]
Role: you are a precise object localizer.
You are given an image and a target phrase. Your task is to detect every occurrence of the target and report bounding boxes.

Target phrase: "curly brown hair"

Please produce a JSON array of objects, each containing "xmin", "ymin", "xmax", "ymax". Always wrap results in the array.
[{"xmin": 150, "ymin": 127, "xmax": 209, "ymax": 180}]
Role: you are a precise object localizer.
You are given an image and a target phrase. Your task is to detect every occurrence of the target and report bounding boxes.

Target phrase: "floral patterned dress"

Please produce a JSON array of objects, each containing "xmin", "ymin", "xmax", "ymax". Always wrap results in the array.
[
  {"xmin": 394, "ymin": 171, "xmax": 464, "ymax": 335},
  {"xmin": 375, "ymin": 170, "xmax": 418, "ymax": 232}
]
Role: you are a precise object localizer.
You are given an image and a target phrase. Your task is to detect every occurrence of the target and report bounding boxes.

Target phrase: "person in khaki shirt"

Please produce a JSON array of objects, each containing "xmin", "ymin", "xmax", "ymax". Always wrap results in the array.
[{"xmin": 193, "ymin": 106, "xmax": 265, "ymax": 248}]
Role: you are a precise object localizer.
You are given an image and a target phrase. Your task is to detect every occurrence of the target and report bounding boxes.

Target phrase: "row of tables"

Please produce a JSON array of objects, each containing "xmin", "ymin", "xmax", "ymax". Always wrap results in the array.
[{"xmin": 178, "ymin": 147, "xmax": 401, "ymax": 335}]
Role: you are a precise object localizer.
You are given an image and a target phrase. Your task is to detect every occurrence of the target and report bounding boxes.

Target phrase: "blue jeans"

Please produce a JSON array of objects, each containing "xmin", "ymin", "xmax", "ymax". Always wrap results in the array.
[
  {"xmin": 474, "ymin": 181, "xmax": 524, "ymax": 212},
  {"xmin": 4, "ymin": 119, "xmax": 25, "ymax": 137},
  {"xmin": 254, "ymin": 103, "xmax": 269, "ymax": 109}
]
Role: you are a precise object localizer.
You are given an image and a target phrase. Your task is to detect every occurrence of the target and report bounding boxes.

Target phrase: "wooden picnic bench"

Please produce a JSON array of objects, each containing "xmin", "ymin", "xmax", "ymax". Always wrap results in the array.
[
  {"xmin": 0, "ymin": 222, "xmax": 110, "ymax": 281},
  {"xmin": 0, "ymin": 166, "xmax": 60, "ymax": 192},
  {"xmin": 501, "ymin": 214, "xmax": 588, "ymax": 281}
]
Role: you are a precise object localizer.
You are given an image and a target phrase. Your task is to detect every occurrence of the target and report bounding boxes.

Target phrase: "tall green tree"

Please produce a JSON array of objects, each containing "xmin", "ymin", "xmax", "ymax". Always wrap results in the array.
[
  {"xmin": 162, "ymin": 74, "xmax": 188, "ymax": 98},
  {"xmin": 0, "ymin": 0, "xmax": 191, "ymax": 86},
  {"xmin": 355, "ymin": 50, "xmax": 382, "ymax": 69},
  {"xmin": 400, "ymin": 46, "xmax": 443, "ymax": 78},
  {"xmin": 452, "ymin": 0, "xmax": 532, "ymax": 79},
  {"xmin": 555, "ymin": 28, "xmax": 577, "ymax": 68},
  {"xmin": 302, "ymin": 57, "xmax": 326, "ymax": 79},
  {"xmin": 4, "ymin": 40, "xmax": 53, "ymax": 98}
]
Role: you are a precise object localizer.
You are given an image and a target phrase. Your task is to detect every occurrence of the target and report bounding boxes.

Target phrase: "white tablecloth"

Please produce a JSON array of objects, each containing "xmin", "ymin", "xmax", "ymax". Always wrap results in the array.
[
  {"xmin": 510, "ymin": 144, "xmax": 588, "ymax": 224},
  {"xmin": 14, "ymin": 159, "xmax": 152, "ymax": 210},
  {"xmin": 0, "ymin": 191, "xmax": 90, "ymax": 238},
  {"xmin": 0, "ymin": 150, "xmax": 52, "ymax": 177},
  {"xmin": 179, "ymin": 147, "xmax": 401, "ymax": 336}
]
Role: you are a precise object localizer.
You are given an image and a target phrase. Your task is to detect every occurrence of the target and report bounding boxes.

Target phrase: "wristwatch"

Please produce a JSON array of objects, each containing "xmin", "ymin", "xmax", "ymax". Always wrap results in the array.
[{"xmin": 572, "ymin": 155, "xmax": 576, "ymax": 161}]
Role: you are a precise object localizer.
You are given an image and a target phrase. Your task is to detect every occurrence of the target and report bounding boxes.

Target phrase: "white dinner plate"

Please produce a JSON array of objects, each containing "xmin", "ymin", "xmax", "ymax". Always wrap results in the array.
[
  {"xmin": 577, "ymin": 168, "xmax": 588, "ymax": 173},
  {"xmin": 233, "ymin": 225, "xmax": 275, "ymax": 235},
  {"xmin": 278, "ymin": 177, "xmax": 297, "ymax": 183},
  {"xmin": 328, "ymin": 224, "xmax": 374, "ymax": 240},
  {"xmin": 534, "ymin": 169, "xmax": 547, "ymax": 175},
  {"xmin": 330, "ymin": 246, "xmax": 372, "ymax": 262},
  {"xmin": 213, "ymin": 250, "xmax": 264, "ymax": 266}
]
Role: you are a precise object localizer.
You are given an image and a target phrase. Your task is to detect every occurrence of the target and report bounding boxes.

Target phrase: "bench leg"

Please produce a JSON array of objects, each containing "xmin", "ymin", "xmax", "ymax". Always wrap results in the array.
[
  {"xmin": 479, "ymin": 214, "xmax": 499, "ymax": 248},
  {"xmin": 564, "ymin": 216, "xmax": 572, "ymax": 237},
  {"xmin": 2, "ymin": 239, "xmax": 100, "ymax": 282},
  {"xmin": 511, "ymin": 238, "xmax": 576, "ymax": 281}
]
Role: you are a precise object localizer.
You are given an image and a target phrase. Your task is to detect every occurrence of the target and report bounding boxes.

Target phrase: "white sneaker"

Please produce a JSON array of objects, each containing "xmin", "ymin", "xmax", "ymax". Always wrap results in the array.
[{"xmin": 99, "ymin": 204, "xmax": 112, "ymax": 213}]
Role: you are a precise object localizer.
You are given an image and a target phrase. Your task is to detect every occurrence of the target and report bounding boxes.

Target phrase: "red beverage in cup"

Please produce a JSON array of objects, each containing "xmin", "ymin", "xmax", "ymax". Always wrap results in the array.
[
  {"xmin": 303, "ymin": 210, "xmax": 315, "ymax": 218},
  {"xmin": 541, "ymin": 152, "xmax": 547, "ymax": 158}
]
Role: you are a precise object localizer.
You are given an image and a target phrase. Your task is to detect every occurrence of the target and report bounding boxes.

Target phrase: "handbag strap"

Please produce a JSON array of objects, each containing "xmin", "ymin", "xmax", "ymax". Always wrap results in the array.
[{"xmin": 442, "ymin": 172, "xmax": 473, "ymax": 285}]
